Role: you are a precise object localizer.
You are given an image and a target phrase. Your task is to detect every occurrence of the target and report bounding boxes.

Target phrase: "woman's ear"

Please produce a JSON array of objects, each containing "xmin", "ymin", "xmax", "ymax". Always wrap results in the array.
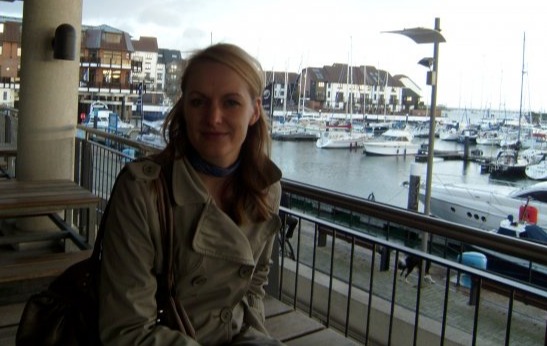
[{"xmin": 250, "ymin": 98, "xmax": 261, "ymax": 126}]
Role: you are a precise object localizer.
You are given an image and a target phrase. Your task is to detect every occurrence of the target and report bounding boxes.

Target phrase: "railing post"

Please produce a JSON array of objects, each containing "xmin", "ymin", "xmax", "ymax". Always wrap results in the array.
[
  {"xmin": 5, "ymin": 116, "xmax": 11, "ymax": 144},
  {"xmin": 468, "ymin": 276, "xmax": 479, "ymax": 306},
  {"xmin": 317, "ymin": 226, "xmax": 327, "ymax": 247},
  {"xmin": 379, "ymin": 245, "xmax": 390, "ymax": 271}
]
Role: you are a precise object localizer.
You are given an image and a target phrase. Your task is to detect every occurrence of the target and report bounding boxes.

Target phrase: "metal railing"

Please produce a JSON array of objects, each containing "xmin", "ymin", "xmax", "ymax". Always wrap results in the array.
[{"xmin": 74, "ymin": 127, "xmax": 547, "ymax": 346}]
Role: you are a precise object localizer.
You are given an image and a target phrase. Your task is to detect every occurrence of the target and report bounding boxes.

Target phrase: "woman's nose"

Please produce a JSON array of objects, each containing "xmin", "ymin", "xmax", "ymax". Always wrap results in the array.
[{"xmin": 205, "ymin": 102, "xmax": 223, "ymax": 124}]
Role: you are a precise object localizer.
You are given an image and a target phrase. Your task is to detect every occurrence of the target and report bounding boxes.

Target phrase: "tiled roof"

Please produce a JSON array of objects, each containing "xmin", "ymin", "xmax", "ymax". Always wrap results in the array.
[
  {"xmin": 132, "ymin": 36, "xmax": 158, "ymax": 52},
  {"xmin": 158, "ymin": 48, "xmax": 182, "ymax": 64}
]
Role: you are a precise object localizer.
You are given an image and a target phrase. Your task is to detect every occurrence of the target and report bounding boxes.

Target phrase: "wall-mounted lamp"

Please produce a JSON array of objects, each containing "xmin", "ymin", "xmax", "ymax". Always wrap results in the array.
[{"xmin": 51, "ymin": 24, "xmax": 76, "ymax": 60}]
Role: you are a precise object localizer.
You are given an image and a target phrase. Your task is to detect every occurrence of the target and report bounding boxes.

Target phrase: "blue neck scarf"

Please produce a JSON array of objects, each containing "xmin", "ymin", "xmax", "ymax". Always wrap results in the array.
[{"xmin": 188, "ymin": 149, "xmax": 240, "ymax": 177}]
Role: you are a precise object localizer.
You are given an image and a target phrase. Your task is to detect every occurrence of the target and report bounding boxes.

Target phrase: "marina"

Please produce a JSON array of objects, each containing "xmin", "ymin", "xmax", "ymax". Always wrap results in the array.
[{"xmin": 271, "ymin": 135, "xmax": 517, "ymax": 211}]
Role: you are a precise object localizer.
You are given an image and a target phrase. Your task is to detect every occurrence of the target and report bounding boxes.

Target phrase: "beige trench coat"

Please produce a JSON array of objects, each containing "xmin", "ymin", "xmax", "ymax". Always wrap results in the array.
[{"xmin": 98, "ymin": 157, "xmax": 282, "ymax": 345}]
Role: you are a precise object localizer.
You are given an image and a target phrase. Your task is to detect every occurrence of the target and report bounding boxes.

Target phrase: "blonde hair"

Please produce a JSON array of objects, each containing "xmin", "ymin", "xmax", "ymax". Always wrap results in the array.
[{"xmin": 160, "ymin": 43, "xmax": 273, "ymax": 224}]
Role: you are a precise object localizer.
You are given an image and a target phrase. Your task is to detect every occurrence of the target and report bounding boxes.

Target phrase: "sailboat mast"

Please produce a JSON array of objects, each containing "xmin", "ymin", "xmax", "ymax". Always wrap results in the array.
[
  {"xmin": 517, "ymin": 32, "xmax": 525, "ymax": 148},
  {"xmin": 283, "ymin": 70, "xmax": 288, "ymax": 116}
]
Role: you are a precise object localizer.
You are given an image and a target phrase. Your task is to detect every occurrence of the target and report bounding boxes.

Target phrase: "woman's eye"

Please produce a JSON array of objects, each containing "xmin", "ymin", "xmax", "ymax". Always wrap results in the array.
[
  {"xmin": 190, "ymin": 98, "xmax": 204, "ymax": 107},
  {"xmin": 226, "ymin": 99, "xmax": 240, "ymax": 107}
]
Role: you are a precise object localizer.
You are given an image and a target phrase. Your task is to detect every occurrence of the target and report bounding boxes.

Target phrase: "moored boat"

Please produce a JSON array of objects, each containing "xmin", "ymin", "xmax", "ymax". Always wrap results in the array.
[
  {"xmin": 488, "ymin": 149, "xmax": 528, "ymax": 180},
  {"xmin": 419, "ymin": 181, "xmax": 547, "ymax": 230},
  {"xmin": 363, "ymin": 128, "xmax": 420, "ymax": 156},
  {"xmin": 316, "ymin": 131, "xmax": 368, "ymax": 149}
]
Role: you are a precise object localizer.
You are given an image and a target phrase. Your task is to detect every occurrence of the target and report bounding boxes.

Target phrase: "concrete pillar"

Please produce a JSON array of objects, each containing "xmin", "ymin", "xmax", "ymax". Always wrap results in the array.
[
  {"xmin": 17, "ymin": 0, "xmax": 82, "ymax": 181},
  {"xmin": 15, "ymin": 0, "xmax": 82, "ymax": 235}
]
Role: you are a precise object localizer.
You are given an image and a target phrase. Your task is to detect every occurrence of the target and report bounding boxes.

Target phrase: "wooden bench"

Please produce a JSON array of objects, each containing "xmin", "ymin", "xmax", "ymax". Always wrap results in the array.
[
  {"xmin": 0, "ymin": 250, "xmax": 92, "ymax": 285},
  {"xmin": 0, "ymin": 250, "xmax": 92, "ymax": 305},
  {"xmin": 0, "ymin": 249, "xmax": 91, "ymax": 346},
  {"xmin": 0, "ymin": 179, "xmax": 99, "ymax": 248}
]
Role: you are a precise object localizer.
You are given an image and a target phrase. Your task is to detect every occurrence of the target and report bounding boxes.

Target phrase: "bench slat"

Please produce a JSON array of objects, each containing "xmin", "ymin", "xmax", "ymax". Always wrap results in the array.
[
  {"xmin": 0, "ymin": 250, "xmax": 91, "ymax": 284},
  {"xmin": 265, "ymin": 310, "xmax": 325, "ymax": 342},
  {"xmin": 0, "ymin": 303, "xmax": 24, "ymax": 327},
  {"xmin": 264, "ymin": 295, "xmax": 293, "ymax": 318},
  {"xmin": 0, "ymin": 180, "xmax": 98, "ymax": 215},
  {"xmin": 285, "ymin": 328, "xmax": 360, "ymax": 346}
]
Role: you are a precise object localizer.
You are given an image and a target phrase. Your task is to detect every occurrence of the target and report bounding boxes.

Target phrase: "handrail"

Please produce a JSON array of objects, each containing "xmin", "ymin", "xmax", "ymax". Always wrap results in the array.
[{"xmin": 281, "ymin": 178, "xmax": 547, "ymax": 266}]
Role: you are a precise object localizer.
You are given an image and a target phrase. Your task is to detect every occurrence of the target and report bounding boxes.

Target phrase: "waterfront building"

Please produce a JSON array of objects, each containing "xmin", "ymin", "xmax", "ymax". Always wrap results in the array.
[
  {"xmin": 0, "ymin": 18, "xmax": 21, "ymax": 108},
  {"xmin": 131, "ymin": 36, "xmax": 159, "ymax": 92},
  {"xmin": 0, "ymin": 16, "xmax": 185, "ymax": 121},
  {"xmin": 1, "ymin": 15, "xmax": 425, "ymax": 121},
  {"xmin": 158, "ymin": 48, "xmax": 185, "ymax": 102}
]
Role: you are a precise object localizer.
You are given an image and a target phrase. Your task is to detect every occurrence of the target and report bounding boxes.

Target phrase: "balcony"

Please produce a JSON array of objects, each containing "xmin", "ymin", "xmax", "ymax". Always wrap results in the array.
[{"xmin": 1, "ymin": 121, "xmax": 547, "ymax": 345}]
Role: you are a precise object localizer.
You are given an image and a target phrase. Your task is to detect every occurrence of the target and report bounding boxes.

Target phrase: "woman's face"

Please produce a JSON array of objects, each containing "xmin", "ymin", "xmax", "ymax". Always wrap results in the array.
[{"xmin": 183, "ymin": 61, "xmax": 260, "ymax": 168}]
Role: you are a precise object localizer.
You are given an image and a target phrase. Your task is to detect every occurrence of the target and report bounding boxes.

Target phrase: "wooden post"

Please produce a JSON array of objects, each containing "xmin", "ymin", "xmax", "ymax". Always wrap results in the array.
[{"xmin": 407, "ymin": 163, "xmax": 420, "ymax": 212}]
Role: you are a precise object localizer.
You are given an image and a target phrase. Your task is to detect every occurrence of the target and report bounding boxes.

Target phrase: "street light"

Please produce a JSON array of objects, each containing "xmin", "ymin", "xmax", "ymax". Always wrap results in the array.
[{"xmin": 384, "ymin": 18, "xmax": 446, "ymax": 252}]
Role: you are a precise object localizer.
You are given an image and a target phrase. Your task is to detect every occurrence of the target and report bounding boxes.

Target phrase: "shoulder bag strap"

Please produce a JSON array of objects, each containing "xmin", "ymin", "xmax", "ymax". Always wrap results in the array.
[{"xmin": 155, "ymin": 162, "xmax": 196, "ymax": 338}]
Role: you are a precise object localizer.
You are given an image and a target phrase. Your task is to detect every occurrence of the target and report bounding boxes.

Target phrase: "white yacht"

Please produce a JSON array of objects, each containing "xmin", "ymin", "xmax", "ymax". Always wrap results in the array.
[
  {"xmin": 419, "ymin": 182, "xmax": 547, "ymax": 230},
  {"xmin": 315, "ymin": 131, "xmax": 368, "ymax": 149},
  {"xmin": 363, "ymin": 129, "xmax": 420, "ymax": 156}
]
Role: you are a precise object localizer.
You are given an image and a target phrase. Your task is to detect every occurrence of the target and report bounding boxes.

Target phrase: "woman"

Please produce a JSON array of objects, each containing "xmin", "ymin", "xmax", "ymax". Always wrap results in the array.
[{"xmin": 99, "ymin": 43, "xmax": 284, "ymax": 345}]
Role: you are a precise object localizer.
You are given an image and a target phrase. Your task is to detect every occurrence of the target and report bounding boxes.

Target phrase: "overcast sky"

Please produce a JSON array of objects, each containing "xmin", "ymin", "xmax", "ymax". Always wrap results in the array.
[{"xmin": 3, "ymin": 0, "xmax": 546, "ymax": 113}]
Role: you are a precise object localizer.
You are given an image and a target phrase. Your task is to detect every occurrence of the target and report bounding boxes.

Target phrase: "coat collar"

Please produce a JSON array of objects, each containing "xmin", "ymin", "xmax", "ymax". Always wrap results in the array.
[
  {"xmin": 169, "ymin": 156, "xmax": 281, "ymax": 265},
  {"xmin": 170, "ymin": 156, "xmax": 282, "ymax": 207}
]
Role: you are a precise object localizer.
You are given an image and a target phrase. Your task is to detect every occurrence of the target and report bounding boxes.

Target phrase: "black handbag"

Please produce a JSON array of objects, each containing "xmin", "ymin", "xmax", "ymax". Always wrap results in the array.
[{"xmin": 16, "ymin": 161, "xmax": 195, "ymax": 345}]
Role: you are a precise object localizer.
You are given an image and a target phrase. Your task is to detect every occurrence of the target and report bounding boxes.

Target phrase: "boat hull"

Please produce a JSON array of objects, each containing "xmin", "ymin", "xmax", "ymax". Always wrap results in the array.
[
  {"xmin": 364, "ymin": 142, "xmax": 420, "ymax": 156},
  {"xmin": 420, "ymin": 183, "xmax": 547, "ymax": 230},
  {"xmin": 526, "ymin": 161, "xmax": 547, "ymax": 180},
  {"xmin": 316, "ymin": 132, "xmax": 367, "ymax": 149}
]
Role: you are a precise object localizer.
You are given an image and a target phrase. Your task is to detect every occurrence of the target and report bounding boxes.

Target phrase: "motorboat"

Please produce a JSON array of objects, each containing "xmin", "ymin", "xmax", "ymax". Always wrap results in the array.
[
  {"xmin": 84, "ymin": 109, "xmax": 134, "ymax": 132},
  {"xmin": 525, "ymin": 154, "xmax": 547, "ymax": 180},
  {"xmin": 363, "ymin": 128, "xmax": 420, "ymax": 156},
  {"xmin": 476, "ymin": 130, "xmax": 501, "ymax": 146},
  {"xmin": 272, "ymin": 123, "xmax": 319, "ymax": 142},
  {"xmin": 316, "ymin": 131, "xmax": 368, "ymax": 149},
  {"xmin": 419, "ymin": 181, "xmax": 547, "ymax": 230}
]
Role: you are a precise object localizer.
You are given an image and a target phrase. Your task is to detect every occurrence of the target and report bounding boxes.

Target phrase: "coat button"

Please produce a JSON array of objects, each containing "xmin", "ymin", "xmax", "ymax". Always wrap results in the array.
[
  {"xmin": 239, "ymin": 265, "xmax": 253, "ymax": 279},
  {"xmin": 220, "ymin": 307, "xmax": 232, "ymax": 323},
  {"xmin": 142, "ymin": 163, "xmax": 155, "ymax": 176},
  {"xmin": 191, "ymin": 275, "xmax": 207, "ymax": 287}
]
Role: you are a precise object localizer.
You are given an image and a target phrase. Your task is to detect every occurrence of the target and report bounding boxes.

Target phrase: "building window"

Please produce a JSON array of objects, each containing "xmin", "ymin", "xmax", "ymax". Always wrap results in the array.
[
  {"xmin": 103, "ymin": 32, "xmax": 121, "ymax": 44},
  {"xmin": 0, "ymin": 24, "xmax": 3, "ymax": 34}
]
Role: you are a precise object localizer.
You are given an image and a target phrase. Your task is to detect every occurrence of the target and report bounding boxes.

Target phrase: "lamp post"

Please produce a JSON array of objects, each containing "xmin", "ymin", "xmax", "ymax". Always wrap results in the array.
[{"xmin": 384, "ymin": 18, "xmax": 446, "ymax": 252}]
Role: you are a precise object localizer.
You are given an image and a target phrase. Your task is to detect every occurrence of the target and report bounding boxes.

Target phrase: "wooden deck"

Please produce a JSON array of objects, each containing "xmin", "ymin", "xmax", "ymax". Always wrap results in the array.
[
  {"xmin": 0, "ymin": 294, "xmax": 358, "ymax": 345},
  {"xmin": 264, "ymin": 295, "xmax": 359, "ymax": 345},
  {"xmin": 0, "ymin": 248, "xmax": 359, "ymax": 345}
]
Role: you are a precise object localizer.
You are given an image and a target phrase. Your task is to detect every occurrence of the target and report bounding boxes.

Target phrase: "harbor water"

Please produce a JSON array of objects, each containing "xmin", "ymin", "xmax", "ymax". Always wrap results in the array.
[{"xmin": 271, "ymin": 137, "xmax": 530, "ymax": 211}]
